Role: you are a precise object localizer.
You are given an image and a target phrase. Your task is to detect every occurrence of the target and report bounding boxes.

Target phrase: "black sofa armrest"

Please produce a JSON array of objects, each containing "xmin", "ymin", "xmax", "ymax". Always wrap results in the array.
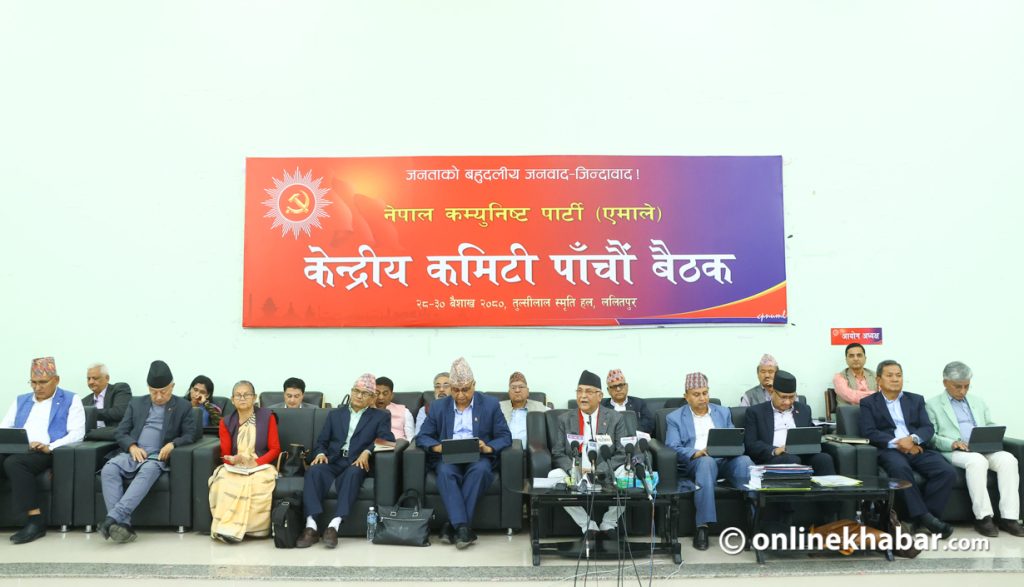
[
  {"xmin": 191, "ymin": 438, "xmax": 224, "ymax": 533},
  {"xmin": 527, "ymin": 441, "xmax": 552, "ymax": 480},
  {"xmin": 500, "ymin": 443, "xmax": 525, "ymax": 530},
  {"xmin": 73, "ymin": 440, "xmax": 118, "ymax": 527},
  {"xmin": 647, "ymin": 438, "xmax": 678, "ymax": 491},
  {"xmin": 169, "ymin": 437, "xmax": 219, "ymax": 528},
  {"xmin": 374, "ymin": 438, "xmax": 409, "ymax": 507},
  {"xmin": 822, "ymin": 441, "xmax": 858, "ymax": 476},
  {"xmin": 49, "ymin": 442, "xmax": 80, "ymax": 527},
  {"xmin": 403, "ymin": 446, "xmax": 427, "ymax": 498}
]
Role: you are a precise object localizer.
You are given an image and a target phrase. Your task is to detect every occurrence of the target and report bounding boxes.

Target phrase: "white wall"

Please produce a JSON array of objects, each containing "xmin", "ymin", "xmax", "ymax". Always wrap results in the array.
[{"xmin": 2, "ymin": 1, "xmax": 1021, "ymax": 433}]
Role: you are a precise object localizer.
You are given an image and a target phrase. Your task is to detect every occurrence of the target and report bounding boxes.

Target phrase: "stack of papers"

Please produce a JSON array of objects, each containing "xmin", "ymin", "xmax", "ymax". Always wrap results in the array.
[
  {"xmin": 747, "ymin": 464, "xmax": 814, "ymax": 490},
  {"xmin": 811, "ymin": 475, "xmax": 863, "ymax": 487}
]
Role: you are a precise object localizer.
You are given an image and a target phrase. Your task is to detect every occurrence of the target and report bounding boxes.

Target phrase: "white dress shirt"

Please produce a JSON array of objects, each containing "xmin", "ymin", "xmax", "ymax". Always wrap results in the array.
[
  {"xmin": 691, "ymin": 410, "xmax": 714, "ymax": 451},
  {"xmin": 772, "ymin": 406, "xmax": 796, "ymax": 448},
  {"xmin": 1, "ymin": 393, "xmax": 86, "ymax": 450}
]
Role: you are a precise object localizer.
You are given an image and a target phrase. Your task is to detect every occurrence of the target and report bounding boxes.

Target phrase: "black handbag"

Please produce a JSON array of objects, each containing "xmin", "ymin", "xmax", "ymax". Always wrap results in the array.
[
  {"xmin": 271, "ymin": 499, "xmax": 301, "ymax": 548},
  {"xmin": 277, "ymin": 444, "xmax": 308, "ymax": 477},
  {"xmin": 372, "ymin": 489, "xmax": 433, "ymax": 547}
]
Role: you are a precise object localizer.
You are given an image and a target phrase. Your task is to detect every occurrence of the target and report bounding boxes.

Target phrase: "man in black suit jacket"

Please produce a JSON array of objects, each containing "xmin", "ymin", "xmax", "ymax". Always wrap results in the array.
[
  {"xmin": 82, "ymin": 363, "xmax": 132, "ymax": 440},
  {"xmin": 601, "ymin": 369, "xmax": 655, "ymax": 434},
  {"xmin": 296, "ymin": 373, "xmax": 395, "ymax": 549},
  {"xmin": 99, "ymin": 360, "xmax": 198, "ymax": 543},
  {"xmin": 744, "ymin": 371, "xmax": 835, "ymax": 475},
  {"xmin": 859, "ymin": 360, "xmax": 956, "ymax": 538}
]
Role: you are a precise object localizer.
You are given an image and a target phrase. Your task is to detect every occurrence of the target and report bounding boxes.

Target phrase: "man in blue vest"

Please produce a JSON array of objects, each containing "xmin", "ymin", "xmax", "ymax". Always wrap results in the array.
[{"xmin": 0, "ymin": 357, "xmax": 85, "ymax": 544}]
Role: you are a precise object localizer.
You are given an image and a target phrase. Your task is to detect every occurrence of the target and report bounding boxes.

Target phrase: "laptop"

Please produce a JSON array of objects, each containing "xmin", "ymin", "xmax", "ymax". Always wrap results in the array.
[
  {"xmin": 785, "ymin": 427, "xmax": 823, "ymax": 455},
  {"xmin": 441, "ymin": 438, "xmax": 481, "ymax": 465},
  {"xmin": 706, "ymin": 428, "xmax": 744, "ymax": 457},
  {"xmin": 0, "ymin": 428, "xmax": 31, "ymax": 454},
  {"xmin": 968, "ymin": 426, "xmax": 1006, "ymax": 454}
]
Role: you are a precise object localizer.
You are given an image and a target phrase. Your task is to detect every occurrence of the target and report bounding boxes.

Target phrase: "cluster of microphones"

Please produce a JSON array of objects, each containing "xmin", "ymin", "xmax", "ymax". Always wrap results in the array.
[{"xmin": 568, "ymin": 438, "xmax": 655, "ymax": 501}]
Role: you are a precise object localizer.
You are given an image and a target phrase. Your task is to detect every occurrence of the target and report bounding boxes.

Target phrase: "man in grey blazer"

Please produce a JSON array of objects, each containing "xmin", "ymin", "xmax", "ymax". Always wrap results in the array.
[
  {"xmin": 99, "ymin": 360, "xmax": 198, "ymax": 543},
  {"xmin": 547, "ymin": 370, "xmax": 628, "ymax": 543},
  {"xmin": 498, "ymin": 371, "xmax": 548, "ymax": 445},
  {"xmin": 82, "ymin": 363, "xmax": 132, "ymax": 440}
]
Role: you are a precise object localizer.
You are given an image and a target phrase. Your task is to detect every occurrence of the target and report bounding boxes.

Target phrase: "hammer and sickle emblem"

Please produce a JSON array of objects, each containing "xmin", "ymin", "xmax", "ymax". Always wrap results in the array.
[{"xmin": 285, "ymin": 190, "xmax": 311, "ymax": 215}]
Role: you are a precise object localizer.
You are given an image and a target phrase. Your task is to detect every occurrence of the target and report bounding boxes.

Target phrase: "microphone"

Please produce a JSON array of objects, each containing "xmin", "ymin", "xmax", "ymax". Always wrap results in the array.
[
  {"xmin": 637, "ymin": 437, "xmax": 651, "ymax": 469},
  {"xmin": 570, "ymin": 440, "xmax": 580, "ymax": 455},
  {"xmin": 633, "ymin": 462, "xmax": 654, "ymax": 502},
  {"xmin": 598, "ymin": 444, "xmax": 612, "ymax": 482},
  {"xmin": 624, "ymin": 442, "xmax": 635, "ymax": 465},
  {"xmin": 587, "ymin": 414, "xmax": 594, "ymax": 441}
]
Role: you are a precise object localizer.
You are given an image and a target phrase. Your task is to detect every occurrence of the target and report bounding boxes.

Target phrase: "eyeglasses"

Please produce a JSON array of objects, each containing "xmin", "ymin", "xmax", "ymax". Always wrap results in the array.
[
  {"xmin": 352, "ymin": 389, "xmax": 377, "ymax": 398},
  {"xmin": 232, "ymin": 393, "xmax": 255, "ymax": 400},
  {"xmin": 509, "ymin": 384, "xmax": 528, "ymax": 391},
  {"xmin": 433, "ymin": 383, "xmax": 451, "ymax": 389},
  {"xmin": 451, "ymin": 386, "xmax": 473, "ymax": 394},
  {"xmin": 29, "ymin": 379, "xmax": 54, "ymax": 388},
  {"xmin": 576, "ymin": 389, "xmax": 602, "ymax": 396},
  {"xmin": 608, "ymin": 384, "xmax": 627, "ymax": 391}
]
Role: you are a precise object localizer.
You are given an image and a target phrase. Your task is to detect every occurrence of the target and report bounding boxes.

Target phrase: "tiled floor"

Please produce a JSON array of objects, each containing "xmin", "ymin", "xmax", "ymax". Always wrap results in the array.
[{"xmin": 1, "ymin": 521, "xmax": 1023, "ymax": 584}]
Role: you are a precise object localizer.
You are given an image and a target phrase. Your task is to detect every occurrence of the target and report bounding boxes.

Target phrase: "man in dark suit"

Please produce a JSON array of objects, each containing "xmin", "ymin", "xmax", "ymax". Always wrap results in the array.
[
  {"xmin": 744, "ymin": 371, "xmax": 835, "ymax": 475},
  {"xmin": 296, "ymin": 373, "xmax": 394, "ymax": 548},
  {"xmin": 860, "ymin": 359, "xmax": 957, "ymax": 538},
  {"xmin": 417, "ymin": 358, "xmax": 511, "ymax": 550},
  {"xmin": 601, "ymin": 369, "xmax": 655, "ymax": 434},
  {"xmin": 549, "ymin": 370, "xmax": 628, "ymax": 544},
  {"xmin": 99, "ymin": 360, "xmax": 198, "ymax": 543},
  {"xmin": 82, "ymin": 363, "xmax": 132, "ymax": 440}
]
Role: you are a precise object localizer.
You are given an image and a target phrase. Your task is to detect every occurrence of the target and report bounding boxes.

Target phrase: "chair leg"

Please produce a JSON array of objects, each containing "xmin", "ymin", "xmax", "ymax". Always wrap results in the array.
[
  {"xmin": 507, "ymin": 528, "xmax": 513, "ymax": 536},
  {"xmin": 177, "ymin": 526, "xmax": 186, "ymax": 534},
  {"xmin": 60, "ymin": 525, "xmax": 68, "ymax": 533},
  {"xmin": 84, "ymin": 525, "xmax": 94, "ymax": 533}
]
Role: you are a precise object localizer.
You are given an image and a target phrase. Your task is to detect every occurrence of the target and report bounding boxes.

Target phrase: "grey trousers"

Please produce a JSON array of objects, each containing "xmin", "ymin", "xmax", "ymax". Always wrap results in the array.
[{"xmin": 101, "ymin": 453, "xmax": 166, "ymax": 524}]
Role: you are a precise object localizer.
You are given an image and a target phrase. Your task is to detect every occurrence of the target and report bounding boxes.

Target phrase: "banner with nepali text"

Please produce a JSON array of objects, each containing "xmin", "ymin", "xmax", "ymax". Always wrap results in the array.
[{"xmin": 243, "ymin": 156, "xmax": 787, "ymax": 327}]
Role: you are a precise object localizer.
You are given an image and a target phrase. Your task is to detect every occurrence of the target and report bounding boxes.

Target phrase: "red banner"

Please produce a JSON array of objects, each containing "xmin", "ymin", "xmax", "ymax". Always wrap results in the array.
[{"xmin": 243, "ymin": 156, "xmax": 787, "ymax": 327}]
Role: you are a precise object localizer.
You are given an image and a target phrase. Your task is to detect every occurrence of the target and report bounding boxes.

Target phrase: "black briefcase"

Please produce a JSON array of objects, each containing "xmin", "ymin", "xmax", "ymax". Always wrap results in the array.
[{"xmin": 372, "ymin": 489, "xmax": 433, "ymax": 547}]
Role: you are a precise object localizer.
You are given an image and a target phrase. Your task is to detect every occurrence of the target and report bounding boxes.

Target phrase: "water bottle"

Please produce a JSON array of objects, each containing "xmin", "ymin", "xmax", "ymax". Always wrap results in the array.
[{"xmin": 366, "ymin": 507, "xmax": 378, "ymax": 542}]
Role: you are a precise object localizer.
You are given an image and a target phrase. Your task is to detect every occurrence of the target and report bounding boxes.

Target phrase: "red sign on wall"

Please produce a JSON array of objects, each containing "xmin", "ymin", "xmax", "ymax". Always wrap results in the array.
[{"xmin": 831, "ymin": 328, "xmax": 883, "ymax": 345}]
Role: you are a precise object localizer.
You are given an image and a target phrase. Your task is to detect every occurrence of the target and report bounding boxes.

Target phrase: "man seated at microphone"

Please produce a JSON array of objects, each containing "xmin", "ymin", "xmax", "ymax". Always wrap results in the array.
[
  {"xmin": 546, "ymin": 370, "xmax": 628, "ymax": 545},
  {"xmin": 665, "ymin": 372, "xmax": 753, "ymax": 551}
]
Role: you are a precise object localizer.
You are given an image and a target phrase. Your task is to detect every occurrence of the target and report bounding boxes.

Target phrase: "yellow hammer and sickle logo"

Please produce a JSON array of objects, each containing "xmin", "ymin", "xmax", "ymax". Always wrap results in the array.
[{"xmin": 285, "ymin": 190, "xmax": 311, "ymax": 215}]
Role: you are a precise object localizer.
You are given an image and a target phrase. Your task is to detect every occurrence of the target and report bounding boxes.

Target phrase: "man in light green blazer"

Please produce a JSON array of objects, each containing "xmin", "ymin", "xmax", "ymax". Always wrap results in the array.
[{"xmin": 926, "ymin": 361, "xmax": 1023, "ymax": 537}]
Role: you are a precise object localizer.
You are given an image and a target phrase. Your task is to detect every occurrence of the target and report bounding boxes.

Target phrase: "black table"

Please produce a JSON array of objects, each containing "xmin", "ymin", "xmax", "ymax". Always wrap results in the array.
[
  {"xmin": 514, "ymin": 480, "xmax": 690, "ymax": 566},
  {"xmin": 744, "ymin": 476, "xmax": 912, "ymax": 563}
]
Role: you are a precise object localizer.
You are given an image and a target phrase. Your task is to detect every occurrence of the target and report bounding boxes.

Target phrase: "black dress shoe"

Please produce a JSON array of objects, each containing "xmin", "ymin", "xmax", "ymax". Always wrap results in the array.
[
  {"xmin": 601, "ymin": 527, "xmax": 621, "ymax": 542},
  {"xmin": 109, "ymin": 522, "xmax": 137, "ymax": 544},
  {"xmin": 295, "ymin": 527, "xmax": 319, "ymax": 548},
  {"xmin": 915, "ymin": 513, "xmax": 953, "ymax": 539},
  {"xmin": 322, "ymin": 527, "xmax": 338, "ymax": 548},
  {"xmin": 455, "ymin": 525, "xmax": 477, "ymax": 550},
  {"xmin": 439, "ymin": 522, "xmax": 455, "ymax": 545},
  {"xmin": 974, "ymin": 516, "xmax": 999, "ymax": 537},
  {"xmin": 11, "ymin": 521, "xmax": 47, "ymax": 545},
  {"xmin": 692, "ymin": 526, "xmax": 709, "ymax": 551},
  {"xmin": 98, "ymin": 517, "xmax": 116, "ymax": 540},
  {"xmin": 998, "ymin": 519, "xmax": 1024, "ymax": 537}
]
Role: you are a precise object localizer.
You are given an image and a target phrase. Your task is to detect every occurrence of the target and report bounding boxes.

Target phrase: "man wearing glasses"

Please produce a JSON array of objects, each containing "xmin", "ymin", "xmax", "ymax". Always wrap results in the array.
[
  {"xmin": 1, "ymin": 357, "xmax": 85, "ymax": 544},
  {"xmin": 499, "ymin": 371, "xmax": 548, "ymax": 445},
  {"xmin": 417, "ymin": 358, "xmax": 511, "ymax": 550},
  {"xmin": 548, "ymin": 370, "xmax": 628, "ymax": 546},
  {"xmin": 296, "ymin": 373, "xmax": 394, "ymax": 548},
  {"xmin": 100, "ymin": 360, "xmax": 197, "ymax": 543},
  {"xmin": 414, "ymin": 371, "xmax": 450, "ymax": 437},
  {"xmin": 600, "ymin": 369, "xmax": 655, "ymax": 434}
]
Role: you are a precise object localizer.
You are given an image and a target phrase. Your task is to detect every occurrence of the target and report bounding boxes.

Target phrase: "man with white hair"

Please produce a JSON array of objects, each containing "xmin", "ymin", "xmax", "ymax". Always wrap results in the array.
[
  {"xmin": 417, "ymin": 358, "xmax": 511, "ymax": 549},
  {"xmin": 739, "ymin": 354, "xmax": 778, "ymax": 407},
  {"xmin": 926, "ymin": 361, "xmax": 1023, "ymax": 537},
  {"xmin": 82, "ymin": 363, "xmax": 132, "ymax": 440}
]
